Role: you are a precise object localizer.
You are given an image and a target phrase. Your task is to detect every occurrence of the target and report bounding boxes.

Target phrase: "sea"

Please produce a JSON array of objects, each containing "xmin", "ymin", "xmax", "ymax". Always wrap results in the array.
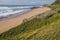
[
  {"xmin": 0, "ymin": 0, "xmax": 55, "ymax": 17},
  {"xmin": 0, "ymin": 6, "xmax": 33, "ymax": 17}
]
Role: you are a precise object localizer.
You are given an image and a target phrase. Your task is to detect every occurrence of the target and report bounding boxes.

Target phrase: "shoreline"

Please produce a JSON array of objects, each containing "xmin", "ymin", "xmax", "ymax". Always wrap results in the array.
[
  {"xmin": 0, "ymin": 7, "xmax": 39, "ymax": 21},
  {"xmin": 0, "ymin": 9, "xmax": 32, "ymax": 21},
  {"xmin": 0, "ymin": 7, "xmax": 51, "ymax": 33}
]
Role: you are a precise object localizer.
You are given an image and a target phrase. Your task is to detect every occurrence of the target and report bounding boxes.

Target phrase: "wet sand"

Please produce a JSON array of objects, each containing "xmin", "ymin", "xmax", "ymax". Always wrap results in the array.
[{"xmin": 0, "ymin": 7, "xmax": 51, "ymax": 33}]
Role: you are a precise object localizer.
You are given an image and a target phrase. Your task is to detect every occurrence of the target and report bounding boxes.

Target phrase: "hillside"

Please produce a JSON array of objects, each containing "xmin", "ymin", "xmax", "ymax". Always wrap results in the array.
[
  {"xmin": 0, "ymin": 0, "xmax": 60, "ymax": 40},
  {"xmin": 0, "ymin": 12, "xmax": 60, "ymax": 40}
]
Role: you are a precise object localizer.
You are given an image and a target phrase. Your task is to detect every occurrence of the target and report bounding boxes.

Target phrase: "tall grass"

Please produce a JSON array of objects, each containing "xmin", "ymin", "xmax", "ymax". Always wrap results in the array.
[{"xmin": 0, "ymin": 13, "xmax": 60, "ymax": 40}]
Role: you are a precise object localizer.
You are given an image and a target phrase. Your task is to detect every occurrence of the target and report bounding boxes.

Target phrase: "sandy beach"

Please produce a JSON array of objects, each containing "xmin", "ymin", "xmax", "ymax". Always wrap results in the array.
[{"xmin": 0, "ymin": 7, "xmax": 51, "ymax": 33}]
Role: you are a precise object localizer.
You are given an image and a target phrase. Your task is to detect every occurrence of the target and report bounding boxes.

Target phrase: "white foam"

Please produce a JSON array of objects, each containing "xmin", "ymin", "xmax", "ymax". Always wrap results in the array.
[
  {"xmin": 0, "ymin": 9, "xmax": 30, "ymax": 17},
  {"xmin": 0, "ymin": 7, "xmax": 11, "ymax": 10},
  {"xmin": 0, "ymin": 6, "xmax": 31, "ymax": 17},
  {"xmin": 10, "ymin": 6, "xmax": 33, "ymax": 9}
]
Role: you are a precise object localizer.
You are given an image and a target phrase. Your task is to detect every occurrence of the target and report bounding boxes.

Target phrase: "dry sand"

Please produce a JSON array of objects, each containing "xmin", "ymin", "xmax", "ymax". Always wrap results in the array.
[{"xmin": 0, "ymin": 7, "xmax": 51, "ymax": 33}]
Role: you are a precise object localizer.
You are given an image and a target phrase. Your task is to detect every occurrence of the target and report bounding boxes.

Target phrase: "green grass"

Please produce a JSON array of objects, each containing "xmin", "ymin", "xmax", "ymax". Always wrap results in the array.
[
  {"xmin": 53, "ymin": 0, "xmax": 60, "ymax": 5},
  {"xmin": 0, "ymin": 13, "xmax": 60, "ymax": 40},
  {"xmin": 49, "ymin": 0, "xmax": 60, "ymax": 10}
]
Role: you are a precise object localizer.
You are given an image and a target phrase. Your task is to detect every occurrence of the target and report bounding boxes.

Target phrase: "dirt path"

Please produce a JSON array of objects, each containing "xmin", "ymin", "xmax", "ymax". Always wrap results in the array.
[{"xmin": 0, "ymin": 7, "xmax": 51, "ymax": 33}]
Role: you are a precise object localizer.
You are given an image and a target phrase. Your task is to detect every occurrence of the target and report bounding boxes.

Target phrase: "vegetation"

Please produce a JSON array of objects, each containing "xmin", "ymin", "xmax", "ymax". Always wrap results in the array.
[
  {"xmin": 53, "ymin": 0, "xmax": 60, "ymax": 5},
  {"xmin": 0, "ymin": 13, "xmax": 60, "ymax": 40},
  {"xmin": 0, "ymin": 0, "xmax": 60, "ymax": 40},
  {"xmin": 49, "ymin": 0, "xmax": 60, "ymax": 10}
]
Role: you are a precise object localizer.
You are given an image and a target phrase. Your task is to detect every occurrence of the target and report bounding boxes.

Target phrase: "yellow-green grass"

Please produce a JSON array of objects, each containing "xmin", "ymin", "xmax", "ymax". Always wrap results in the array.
[
  {"xmin": 27, "ymin": 19, "xmax": 60, "ymax": 40},
  {"xmin": 0, "ymin": 13, "xmax": 60, "ymax": 40}
]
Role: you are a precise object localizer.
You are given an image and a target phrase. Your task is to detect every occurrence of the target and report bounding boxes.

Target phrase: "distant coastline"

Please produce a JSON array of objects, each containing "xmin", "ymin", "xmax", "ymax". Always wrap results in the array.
[{"xmin": 0, "ymin": 0, "xmax": 55, "ymax": 20}]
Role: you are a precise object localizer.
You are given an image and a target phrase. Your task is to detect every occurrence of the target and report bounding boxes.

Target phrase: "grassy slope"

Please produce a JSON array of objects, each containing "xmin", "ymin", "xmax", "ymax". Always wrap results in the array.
[
  {"xmin": 0, "ymin": 0, "xmax": 60, "ymax": 40},
  {"xmin": 0, "ymin": 13, "xmax": 60, "ymax": 40},
  {"xmin": 27, "ymin": 19, "xmax": 60, "ymax": 40}
]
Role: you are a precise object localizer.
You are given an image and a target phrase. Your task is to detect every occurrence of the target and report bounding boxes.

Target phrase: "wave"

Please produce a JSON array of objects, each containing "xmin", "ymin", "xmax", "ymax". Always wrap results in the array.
[{"xmin": 0, "ymin": 6, "xmax": 32, "ymax": 17}]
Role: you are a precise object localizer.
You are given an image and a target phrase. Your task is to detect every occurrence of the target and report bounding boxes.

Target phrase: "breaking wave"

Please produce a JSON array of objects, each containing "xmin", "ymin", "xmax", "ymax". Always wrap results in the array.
[{"xmin": 0, "ymin": 6, "xmax": 32, "ymax": 17}]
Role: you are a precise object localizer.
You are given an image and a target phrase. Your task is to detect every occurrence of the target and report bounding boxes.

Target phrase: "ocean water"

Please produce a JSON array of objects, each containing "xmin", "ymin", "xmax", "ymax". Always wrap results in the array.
[
  {"xmin": 0, "ymin": 6, "xmax": 33, "ymax": 17},
  {"xmin": 0, "ymin": 0, "xmax": 55, "ymax": 17}
]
